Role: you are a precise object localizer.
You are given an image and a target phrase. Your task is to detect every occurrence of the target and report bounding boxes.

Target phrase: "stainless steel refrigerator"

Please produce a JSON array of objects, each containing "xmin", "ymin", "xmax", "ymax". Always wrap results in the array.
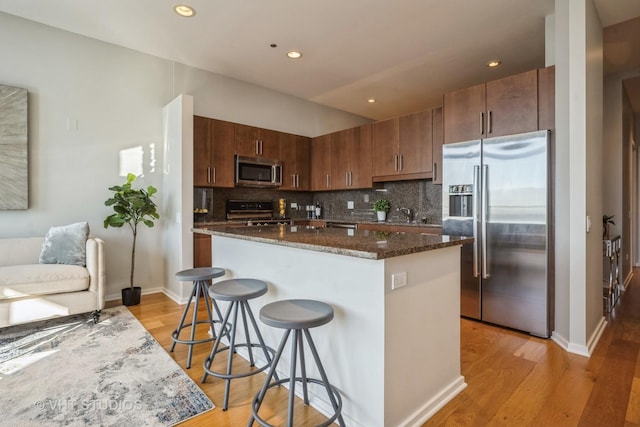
[{"xmin": 442, "ymin": 130, "xmax": 551, "ymax": 337}]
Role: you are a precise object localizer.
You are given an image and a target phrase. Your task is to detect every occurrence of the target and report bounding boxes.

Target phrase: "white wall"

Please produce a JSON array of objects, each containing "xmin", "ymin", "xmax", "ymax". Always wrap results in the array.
[
  {"xmin": 0, "ymin": 12, "xmax": 370, "ymax": 300},
  {"xmin": 552, "ymin": 0, "xmax": 604, "ymax": 356}
]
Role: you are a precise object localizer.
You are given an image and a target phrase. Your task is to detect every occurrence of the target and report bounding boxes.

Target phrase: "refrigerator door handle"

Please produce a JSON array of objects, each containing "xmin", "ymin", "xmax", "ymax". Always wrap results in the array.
[
  {"xmin": 481, "ymin": 164, "xmax": 490, "ymax": 278},
  {"xmin": 473, "ymin": 165, "xmax": 481, "ymax": 278}
]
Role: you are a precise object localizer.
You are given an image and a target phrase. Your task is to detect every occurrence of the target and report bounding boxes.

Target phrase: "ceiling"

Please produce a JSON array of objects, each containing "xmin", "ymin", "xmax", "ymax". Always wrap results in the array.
[{"xmin": 0, "ymin": 0, "xmax": 639, "ymax": 120}]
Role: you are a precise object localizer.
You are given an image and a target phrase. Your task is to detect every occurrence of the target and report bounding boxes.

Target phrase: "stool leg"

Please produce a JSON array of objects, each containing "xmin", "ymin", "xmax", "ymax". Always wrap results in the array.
[
  {"xmin": 298, "ymin": 331, "xmax": 309, "ymax": 405},
  {"xmin": 200, "ymin": 281, "xmax": 217, "ymax": 339},
  {"xmin": 202, "ymin": 299, "xmax": 235, "ymax": 383},
  {"xmin": 222, "ymin": 301, "xmax": 240, "ymax": 411},
  {"xmin": 249, "ymin": 330, "xmax": 291, "ymax": 427},
  {"xmin": 240, "ymin": 301, "xmax": 255, "ymax": 366},
  {"xmin": 304, "ymin": 329, "xmax": 345, "ymax": 427},
  {"xmin": 287, "ymin": 330, "xmax": 299, "ymax": 427},
  {"xmin": 170, "ymin": 281, "xmax": 197, "ymax": 353},
  {"xmin": 245, "ymin": 303, "xmax": 280, "ymax": 382},
  {"xmin": 185, "ymin": 281, "xmax": 203, "ymax": 369}
]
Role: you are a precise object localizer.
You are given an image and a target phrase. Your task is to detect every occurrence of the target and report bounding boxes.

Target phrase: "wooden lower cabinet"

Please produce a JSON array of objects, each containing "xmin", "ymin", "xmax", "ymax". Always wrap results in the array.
[{"xmin": 194, "ymin": 233, "xmax": 212, "ymax": 268}]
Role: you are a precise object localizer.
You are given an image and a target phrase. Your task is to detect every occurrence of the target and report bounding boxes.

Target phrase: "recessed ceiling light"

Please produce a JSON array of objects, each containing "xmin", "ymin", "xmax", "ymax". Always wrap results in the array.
[
  {"xmin": 487, "ymin": 60, "xmax": 502, "ymax": 68},
  {"xmin": 368, "ymin": 98, "xmax": 376, "ymax": 103},
  {"xmin": 287, "ymin": 51, "xmax": 302, "ymax": 59},
  {"xmin": 174, "ymin": 5, "xmax": 195, "ymax": 17}
]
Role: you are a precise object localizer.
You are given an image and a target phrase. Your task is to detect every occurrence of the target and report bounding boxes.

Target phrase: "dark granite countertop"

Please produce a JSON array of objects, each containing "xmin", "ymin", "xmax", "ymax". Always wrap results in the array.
[{"xmin": 192, "ymin": 224, "xmax": 472, "ymax": 260}]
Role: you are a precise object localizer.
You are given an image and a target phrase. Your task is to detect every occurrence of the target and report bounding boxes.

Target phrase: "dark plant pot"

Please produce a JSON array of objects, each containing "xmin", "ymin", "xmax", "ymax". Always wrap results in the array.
[{"xmin": 122, "ymin": 286, "xmax": 142, "ymax": 306}]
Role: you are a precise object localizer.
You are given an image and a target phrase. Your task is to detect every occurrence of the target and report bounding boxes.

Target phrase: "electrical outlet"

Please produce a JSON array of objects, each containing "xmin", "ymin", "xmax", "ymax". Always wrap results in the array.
[
  {"xmin": 291, "ymin": 202, "xmax": 298, "ymax": 209},
  {"xmin": 364, "ymin": 194, "xmax": 369, "ymax": 203},
  {"xmin": 391, "ymin": 272, "xmax": 407, "ymax": 289},
  {"xmin": 347, "ymin": 201, "xmax": 354, "ymax": 209}
]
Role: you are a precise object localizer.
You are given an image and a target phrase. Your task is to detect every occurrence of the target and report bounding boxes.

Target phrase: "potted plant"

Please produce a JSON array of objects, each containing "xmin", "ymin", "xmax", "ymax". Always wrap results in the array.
[
  {"xmin": 603, "ymin": 214, "xmax": 615, "ymax": 240},
  {"xmin": 104, "ymin": 173, "xmax": 160, "ymax": 306},
  {"xmin": 372, "ymin": 199, "xmax": 390, "ymax": 222}
]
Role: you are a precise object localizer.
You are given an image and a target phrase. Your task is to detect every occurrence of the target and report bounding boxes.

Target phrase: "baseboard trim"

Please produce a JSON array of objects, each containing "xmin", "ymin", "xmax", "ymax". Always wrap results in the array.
[
  {"xmin": 550, "ymin": 316, "xmax": 608, "ymax": 358},
  {"xmin": 397, "ymin": 376, "xmax": 467, "ymax": 427},
  {"xmin": 105, "ymin": 286, "xmax": 165, "ymax": 303}
]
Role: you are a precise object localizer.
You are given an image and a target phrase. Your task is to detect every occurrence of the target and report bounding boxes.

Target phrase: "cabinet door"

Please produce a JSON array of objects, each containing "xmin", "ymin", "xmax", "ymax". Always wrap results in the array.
[
  {"xmin": 537, "ymin": 66, "xmax": 555, "ymax": 131},
  {"xmin": 331, "ymin": 129, "xmax": 351, "ymax": 190},
  {"xmin": 372, "ymin": 117, "xmax": 399, "ymax": 176},
  {"xmin": 258, "ymin": 128, "xmax": 281, "ymax": 159},
  {"xmin": 279, "ymin": 133, "xmax": 310, "ymax": 190},
  {"xmin": 311, "ymin": 134, "xmax": 332, "ymax": 190},
  {"xmin": 399, "ymin": 109, "xmax": 432, "ymax": 175},
  {"xmin": 194, "ymin": 234, "xmax": 212, "ymax": 268},
  {"xmin": 235, "ymin": 123, "xmax": 260, "ymax": 156},
  {"xmin": 210, "ymin": 119, "xmax": 235, "ymax": 187},
  {"xmin": 350, "ymin": 124, "xmax": 372, "ymax": 188},
  {"xmin": 295, "ymin": 135, "xmax": 311, "ymax": 190},
  {"xmin": 485, "ymin": 69, "xmax": 538, "ymax": 138},
  {"xmin": 279, "ymin": 132, "xmax": 297, "ymax": 190},
  {"xmin": 193, "ymin": 116, "xmax": 212, "ymax": 187},
  {"xmin": 432, "ymin": 106, "xmax": 443, "ymax": 184},
  {"xmin": 443, "ymin": 83, "xmax": 486, "ymax": 144}
]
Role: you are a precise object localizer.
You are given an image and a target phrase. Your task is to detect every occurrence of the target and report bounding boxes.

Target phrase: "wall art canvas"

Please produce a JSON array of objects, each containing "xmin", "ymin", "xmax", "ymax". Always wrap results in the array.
[{"xmin": 0, "ymin": 84, "xmax": 28, "ymax": 210}]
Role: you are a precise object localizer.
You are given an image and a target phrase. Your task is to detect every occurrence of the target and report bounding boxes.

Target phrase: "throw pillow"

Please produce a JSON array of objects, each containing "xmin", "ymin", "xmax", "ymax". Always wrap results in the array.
[{"xmin": 39, "ymin": 222, "xmax": 90, "ymax": 266}]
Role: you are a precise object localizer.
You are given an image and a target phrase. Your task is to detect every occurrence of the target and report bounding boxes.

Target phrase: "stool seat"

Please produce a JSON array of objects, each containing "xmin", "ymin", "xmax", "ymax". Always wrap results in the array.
[
  {"xmin": 170, "ymin": 267, "xmax": 226, "ymax": 369},
  {"xmin": 209, "ymin": 278, "xmax": 268, "ymax": 301},
  {"xmin": 202, "ymin": 278, "xmax": 277, "ymax": 411},
  {"xmin": 175, "ymin": 267, "xmax": 225, "ymax": 282},
  {"xmin": 250, "ymin": 298, "xmax": 344, "ymax": 427},
  {"xmin": 260, "ymin": 299, "xmax": 334, "ymax": 330}
]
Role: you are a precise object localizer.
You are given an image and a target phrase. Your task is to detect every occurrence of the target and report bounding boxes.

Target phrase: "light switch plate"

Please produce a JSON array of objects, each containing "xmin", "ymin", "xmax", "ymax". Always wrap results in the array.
[{"xmin": 347, "ymin": 201, "xmax": 354, "ymax": 209}]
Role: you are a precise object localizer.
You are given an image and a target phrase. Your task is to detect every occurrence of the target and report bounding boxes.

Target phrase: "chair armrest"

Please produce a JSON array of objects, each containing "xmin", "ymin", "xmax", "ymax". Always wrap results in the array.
[{"xmin": 86, "ymin": 237, "xmax": 106, "ymax": 310}]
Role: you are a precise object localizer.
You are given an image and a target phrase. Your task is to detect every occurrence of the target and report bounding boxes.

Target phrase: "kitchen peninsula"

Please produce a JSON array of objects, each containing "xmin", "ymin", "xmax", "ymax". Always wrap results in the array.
[{"xmin": 192, "ymin": 225, "xmax": 472, "ymax": 427}]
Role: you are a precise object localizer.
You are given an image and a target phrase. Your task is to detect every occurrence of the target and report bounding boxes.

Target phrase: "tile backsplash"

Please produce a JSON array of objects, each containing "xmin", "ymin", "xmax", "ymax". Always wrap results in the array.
[{"xmin": 194, "ymin": 180, "xmax": 442, "ymax": 225}]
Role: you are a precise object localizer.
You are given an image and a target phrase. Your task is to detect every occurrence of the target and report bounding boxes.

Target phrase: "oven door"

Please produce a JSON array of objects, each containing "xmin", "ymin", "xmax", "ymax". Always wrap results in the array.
[{"xmin": 235, "ymin": 156, "xmax": 282, "ymax": 187}]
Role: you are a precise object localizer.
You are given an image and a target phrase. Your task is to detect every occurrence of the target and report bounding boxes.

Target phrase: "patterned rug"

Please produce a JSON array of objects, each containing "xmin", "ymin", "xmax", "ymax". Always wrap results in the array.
[{"xmin": 0, "ymin": 306, "xmax": 214, "ymax": 426}]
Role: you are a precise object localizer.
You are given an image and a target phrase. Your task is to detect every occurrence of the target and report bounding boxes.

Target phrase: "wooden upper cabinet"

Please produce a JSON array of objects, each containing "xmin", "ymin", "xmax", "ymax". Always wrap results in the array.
[
  {"xmin": 485, "ymin": 69, "xmax": 538, "ymax": 137},
  {"xmin": 372, "ymin": 117, "xmax": 399, "ymax": 177},
  {"xmin": 399, "ymin": 109, "xmax": 432, "ymax": 175},
  {"xmin": 330, "ymin": 124, "xmax": 372, "ymax": 190},
  {"xmin": 537, "ymin": 66, "xmax": 555, "ymax": 131},
  {"xmin": 193, "ymin": 116, "xmax": 235, "ymax": 188},
  {"xmin": 351, "ymin": 124, "xmax": 372, "ymax": 188},
  {"xmin": 444, "ymin": 69, "xmax": 538, "ymax": 144},
  {"xmin": 432, "ymin": 106, "xmax": 443, "ymax": 185},
  {"xmin": 443, "ymin": 83, "xmax": 486, "ymax": 144},
  {"xmin": 373, "ymin": 110, "xmax": 432, "ymax": 181},
  {"xmin": 311, "ymin": 134, "xmax": 332, "ymax": 190},
  {"xmin": 194, "ymin": 115, "xmax": 211, "ymax": 187},
  {"xmin": 279, "ymin": 132, "xmax": 310, "ymax": 191},
  {"xmin": 235, "ymin": 123, "xmax": 280, "ymax": 159}
]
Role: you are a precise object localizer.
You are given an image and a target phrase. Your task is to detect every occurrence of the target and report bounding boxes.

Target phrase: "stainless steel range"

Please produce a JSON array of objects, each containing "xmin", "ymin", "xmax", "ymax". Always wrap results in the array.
[{"xmin": 226, "ymin": 200, "xmax": 291, "ymax": 226}]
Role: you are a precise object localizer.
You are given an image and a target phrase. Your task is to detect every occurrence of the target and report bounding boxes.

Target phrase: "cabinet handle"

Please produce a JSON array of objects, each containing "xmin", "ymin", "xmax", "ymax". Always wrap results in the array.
[
  {"xmin": 326, "ymin": 174, "xmax": 330, "ymax": 188},
  {"xmin": 488, "ymin": 111, "xmax": 492, "ymax": 134},
  {"xmin": 295, "ymin": 174, "xmax": 299, "ymax": 188},
  {"xmin": 349, "ymin": 171, "xmax": 352, "ymax": 186},
  {"xmin": 260, "ymin": 140, "xmax": 263, "ymax": 155},
  {"xmin": 399, "ymin": 154, "xmax": 403, "ymax": 172},
  {"xmin": 255, "ymin": 140, "xmax": 259, "ymax": 155},
  {"xmin": 292, "ymin": 174, "xmax": 296, "ymax": 187},
  {"xmin": 480, "ymin": 112, "xmax": 484, "ymax": 135},
  {"xmin": 212, "ymin": 167, "xmax": 216, "ymax": 183},
  {"xmin": 394, "ymin": 155, "xmax": 399, "ymax": 172},
  {"xmin": 433, "ymin": 162, "xmax": 438, "ymax": 181},
  {"xmin": 207, "ymin": 167, "xmax": 211, "ymax": 184}
]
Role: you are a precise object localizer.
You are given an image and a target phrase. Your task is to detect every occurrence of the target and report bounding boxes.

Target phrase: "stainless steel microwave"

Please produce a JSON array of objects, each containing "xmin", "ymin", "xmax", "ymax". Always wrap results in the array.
[{"xmin": 235, "ymin": 155, "xmax": 282, "ymax": 187}]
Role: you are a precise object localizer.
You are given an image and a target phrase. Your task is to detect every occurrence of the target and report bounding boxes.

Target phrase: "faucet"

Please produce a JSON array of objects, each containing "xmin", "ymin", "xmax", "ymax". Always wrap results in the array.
[{"xmin": 396, "ymin": 207, "xmax": 414, "ymax": 223}]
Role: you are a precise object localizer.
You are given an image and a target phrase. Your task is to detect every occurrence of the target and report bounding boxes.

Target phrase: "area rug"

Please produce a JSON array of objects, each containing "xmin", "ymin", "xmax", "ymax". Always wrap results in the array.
[{"xmin": 0, "ymin": 306, "xmax": 214, "ymax": 426}]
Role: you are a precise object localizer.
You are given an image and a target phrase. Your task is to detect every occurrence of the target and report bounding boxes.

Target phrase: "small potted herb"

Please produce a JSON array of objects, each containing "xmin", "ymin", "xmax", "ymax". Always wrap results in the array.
[{"xmin": 372, "ymin": 199, "xmax": 390, "ymax": 222}]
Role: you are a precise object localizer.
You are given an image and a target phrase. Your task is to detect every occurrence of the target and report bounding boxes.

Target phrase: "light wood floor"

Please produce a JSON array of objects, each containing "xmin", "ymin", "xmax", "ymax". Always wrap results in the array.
[{"xmin": 109, "ymin": 269, "xmax": 640, "ymax": 426}]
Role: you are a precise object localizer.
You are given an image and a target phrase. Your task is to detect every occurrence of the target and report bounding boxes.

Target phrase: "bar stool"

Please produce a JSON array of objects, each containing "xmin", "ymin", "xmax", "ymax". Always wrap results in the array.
[
  {"xmin": 249, "ymin": 299, "xmax": 344, "ymax": 427},
  {"xmin": 170, "ymin": 267, "xmax": 226, "ymax": 369},
  {"xmin": 202, "ymin": 278, "xmax": 278, "ymax": 411}
]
